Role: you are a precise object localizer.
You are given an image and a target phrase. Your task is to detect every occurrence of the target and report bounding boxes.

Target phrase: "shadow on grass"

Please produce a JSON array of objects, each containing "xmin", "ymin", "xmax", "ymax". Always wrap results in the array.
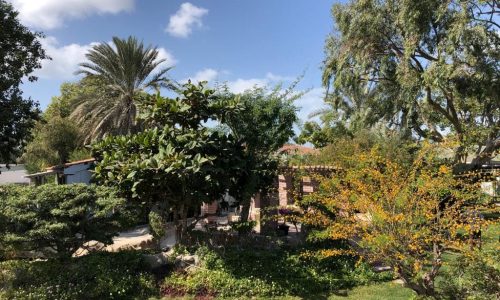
[{"xmin": 202, "ymin": 244, "xmax": 384, "ymax": 299}]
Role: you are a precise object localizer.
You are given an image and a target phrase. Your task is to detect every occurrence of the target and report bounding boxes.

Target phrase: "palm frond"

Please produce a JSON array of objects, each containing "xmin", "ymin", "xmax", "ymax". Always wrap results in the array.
[{"xmin": 71, "ymin": 36, "xmax": 174, "ymax": 143}]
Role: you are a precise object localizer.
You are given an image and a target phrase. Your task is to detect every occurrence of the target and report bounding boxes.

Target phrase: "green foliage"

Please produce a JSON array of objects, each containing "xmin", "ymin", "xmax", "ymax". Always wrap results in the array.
[
  {"xmin": 327, "ymin": 282, "xmax": 415, "ymax": 300},
  {"xmin": 322, "ymin": 0, "xmax": 499, "ymax": 164},
  {"xmin": 440, "ymin": 250, "xmax": 500, "ymax": 299},
  {"xmin": 20, "ymin": 117, "xmax": 83, "ymax": 173},
  {"xmin": 20, "ymin": 78, "xmax": 102, "ymax": 173},
  {"xmin": 68, "ymin": 147, "xmax": 92, "ymax": 162},
  {"xmin": 73, "ymin": 36, "xmax": 174, "ymax": 143},
  {"xmin": 0, "ymin": 184, "xmax": 127, "ymax": 259},
  {"xmin": 230, "ymin": 220, "xmax": 257, "ymax": 235},
  {"xmin": 295, "ymin": 120, "xmax": 351, "ymax": 148},
  {"xmin": 162, "ymin": 246, "xmax": 389, "ymax": 298},
  {"xmin": 223, "ymin": 84, "xmax": 300, "ymax": 154},
  {"xmin": 297, "ymin": 139, "xmax": 487, "ymax": 297},
  {"xmin": 92, "ymin": 82, "xmax": 245, "ymax": 240},
  {"xmin": 305, "ymin": 130, "xmax": 418, "ymax": 168},
  {"xmin": 0, "ymin": 0, "xmax": 47, "ymax": 167},
  {"xmin": 149, "ymin": 210, "xmax": 167, "ymax": 242},
  {"xmin": 220, "ymin": 83, "xmax": 300, "ymax": 219},
  {"xmin": 0, "ymin": 252, "xmax": 157, "ymax": 299}
]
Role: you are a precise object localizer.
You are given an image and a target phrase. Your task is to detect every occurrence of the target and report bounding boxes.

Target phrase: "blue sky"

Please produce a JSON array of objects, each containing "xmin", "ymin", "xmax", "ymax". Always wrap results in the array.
[{"xmin": 10, "ymin": 0, "xmax": 336, "ymax": 122}]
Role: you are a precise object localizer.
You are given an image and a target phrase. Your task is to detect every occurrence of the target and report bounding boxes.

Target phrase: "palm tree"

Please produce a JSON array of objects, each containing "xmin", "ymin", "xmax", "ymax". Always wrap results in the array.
[{"xmin": 71, "ymin": 36, "xmax": 174, "ymax": 143}]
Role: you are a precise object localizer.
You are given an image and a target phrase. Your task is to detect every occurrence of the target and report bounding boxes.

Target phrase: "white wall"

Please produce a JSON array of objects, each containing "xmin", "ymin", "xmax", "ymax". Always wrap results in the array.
[{"xmin": 64, "ymin": 163, "xmax": 92, "ymax": 184}]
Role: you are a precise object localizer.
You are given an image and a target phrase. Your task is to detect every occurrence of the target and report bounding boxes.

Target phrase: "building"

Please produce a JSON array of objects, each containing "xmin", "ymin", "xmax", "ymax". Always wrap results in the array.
[{"xmin": 25, "ymin": 158, "xmax": 95, "ymax": 185}]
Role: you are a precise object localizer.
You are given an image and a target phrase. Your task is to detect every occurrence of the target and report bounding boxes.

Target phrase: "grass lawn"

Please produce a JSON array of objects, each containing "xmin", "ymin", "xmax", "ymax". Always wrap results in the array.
[
  {"xmin": 325, "ymin": 282, "xmax": 415, "ymax": 300},
  {"xmin": 157, "ymin": 282, "xmax": 415, "ymax": 300}
]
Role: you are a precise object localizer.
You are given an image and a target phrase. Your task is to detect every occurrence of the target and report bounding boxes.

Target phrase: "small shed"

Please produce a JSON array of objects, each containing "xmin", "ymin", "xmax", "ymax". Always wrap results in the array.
[{"xmin": 25, "ymin": 158, "xmax": 95, "ymax": 185}]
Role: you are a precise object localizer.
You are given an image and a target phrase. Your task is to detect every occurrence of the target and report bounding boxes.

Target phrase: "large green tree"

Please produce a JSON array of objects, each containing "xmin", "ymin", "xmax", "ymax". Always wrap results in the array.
[
  {"xmin": 221, "ymin": 84, "xmax": 300, "ymax": 221},
  {"xmin": 322, "ymin": 0, "xmax": 499, "ymax": 166},
  {"xmin": 92, "ymin": 82, "xmax": 244, "ymax": 241},
  {"xmin": 20, "ymin": 80, "xmax": 97, "ymax": 173},
  {"xmin": 0, "ymin": 0, "xmax": 47, "ymax": 168},
  {"xmin": 72, "ymin": 36, "xmax": 174, "ymax": 143},
  {"xmin": 20, "ymin": 117, "xmax": 83, "ymax": 173}
]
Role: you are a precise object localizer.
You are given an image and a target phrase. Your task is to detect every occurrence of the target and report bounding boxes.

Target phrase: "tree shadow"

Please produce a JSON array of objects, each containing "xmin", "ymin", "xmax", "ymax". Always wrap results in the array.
[{"xmin": 210, "ymin": 245, "xmax": 359, "ymax": 299}]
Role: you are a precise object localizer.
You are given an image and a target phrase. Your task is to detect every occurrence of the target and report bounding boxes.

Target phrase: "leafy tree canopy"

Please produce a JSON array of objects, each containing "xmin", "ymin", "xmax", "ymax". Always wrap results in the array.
[
  {"xmin": 72, "ymin": 36, "xmax": 174, "ymax": 143},
  {"xmin": 0, "ymin": 0, "xmax": 47, "ymax": 168},
  {"xmin": 92, "ymin": 82, "xmax": 245, "ymax": 240},
  {"xmin": 219, "ymin": 83, "xmax": 301, "ymax": 220},
  {"xmin": 322, "ymin": 0, "xmax": 499, "ymax": 166},
  {"xmin": 20, "ymin": 79, "xmax": 98, "ymax": 173},
  {"xmin": 298, "ymin": 141, "xmax": 490, "ymax": 297},
  {"xmin": 20, "ymin": 117, "xmax": 83, "ymax": 173}
]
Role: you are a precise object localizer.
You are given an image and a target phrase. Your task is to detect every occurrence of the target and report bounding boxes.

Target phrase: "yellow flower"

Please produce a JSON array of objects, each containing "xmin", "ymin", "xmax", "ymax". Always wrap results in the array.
[{"xmin": 438, "ymin": 165, "xmax": 450, "ymax": 174}]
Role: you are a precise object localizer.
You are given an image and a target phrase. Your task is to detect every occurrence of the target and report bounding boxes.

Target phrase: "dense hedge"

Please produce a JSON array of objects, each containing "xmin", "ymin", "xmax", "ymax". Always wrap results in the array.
[
  {"xmin": 0, "ymin": 184, "xmax": 128, "ymax": 259},
  {"xmin": 0, "ymin": 252, "xmax": 158, "ymax": 300}
]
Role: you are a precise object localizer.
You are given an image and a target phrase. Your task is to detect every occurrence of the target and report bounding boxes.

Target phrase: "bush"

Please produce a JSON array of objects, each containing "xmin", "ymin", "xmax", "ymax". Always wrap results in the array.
[
  {"xmin": 0, "ymin": 184, "xmax": 127, "ymax": 259},
  {"xmin": 0, "ymin": 252, "xmax": 157, "ymax": 299},
  {"xmin": 440, "ymin": 250, "xmax": 500, "ymax": 299},
  {"xmin": 161, "ymin": 246, "xmax": 389, "ymax": 298},
  {"xmin": 230, "ymin": 220, "xmax": 256, "ymax": 235}
]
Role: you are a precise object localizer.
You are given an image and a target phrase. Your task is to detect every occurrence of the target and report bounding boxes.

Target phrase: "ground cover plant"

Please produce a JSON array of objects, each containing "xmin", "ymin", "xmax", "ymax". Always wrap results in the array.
[{"xmin": 160, "ymin": 243, "xmax": 392, "ymax": 299}]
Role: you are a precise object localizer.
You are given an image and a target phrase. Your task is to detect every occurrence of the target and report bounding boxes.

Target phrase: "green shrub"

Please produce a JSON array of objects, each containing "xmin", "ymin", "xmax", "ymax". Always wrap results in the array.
[
  {"xmin": 0, "ymin": 252, "xmax": 158, "ymax": 299},
  {"xmin": 439, "ymin": 250, "xmax": 500, "ymax": 299},
  {"xmin": 230, "ymin": 220, "xmax": 257, "ymax": 235},
  {"xmin": 161, "ymin": 246, "xmax": 389, "ymax": 298},
  {"xmin": 148, "ymin": 210, "xmax": 167, "ymax": 246},
  {"xmin": 0, "ymin": 184, "xmax": 128, "ymax": 259}
]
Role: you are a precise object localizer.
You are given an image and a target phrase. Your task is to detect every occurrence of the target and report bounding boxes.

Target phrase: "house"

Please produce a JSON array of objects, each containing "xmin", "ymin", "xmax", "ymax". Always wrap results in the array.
[
  {"xmin": 0, "ymin": 164, "xmax": 30, "ymax": 185},
  {"xmin": 25, "ymin": 158, "xmax": 95, "ymax": 185}
]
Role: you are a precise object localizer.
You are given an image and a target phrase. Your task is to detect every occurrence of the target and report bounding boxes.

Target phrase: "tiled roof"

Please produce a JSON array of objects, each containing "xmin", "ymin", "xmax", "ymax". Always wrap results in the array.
[
  {"xmin": 278, "ymin": 144, "xmax": 319, "ymax": 155},
  {"xmin": 45, "ymin": 158, "xmax": 95, "ymax": 171}
]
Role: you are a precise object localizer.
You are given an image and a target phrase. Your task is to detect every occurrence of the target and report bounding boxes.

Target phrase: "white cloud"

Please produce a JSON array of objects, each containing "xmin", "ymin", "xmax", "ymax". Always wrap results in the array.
[
  {"xmin": 166, "ymin": 2, "xmax": 208, "ymax": 38},
  {"xmin": 295, "ymin": 87, "xmax": 326, "ymax": 122},
  {"xmin": 8, "ymin": 0, "xmax": 135, "ymax": 30},
  {"xmin": 182, "ymin": 68, "xmax": 219, "ymax": 83},
  {"xmin": 35, "ymin": 37, "xmax": 176, "ymax": 80},
  {"xmin": 35, "ymin": 37, "xmax": 95, "ymax": 80},
  {"xmin": 265, "ymin": 72, "xmax": 294, "ymax": 82},
  {"xmin": 156, "ymin": 48, "xmax": 178, "ymax": 69},
  {"xmin": 226, "ymin": 78, "xmax": 268, "ymax": 94},
  {"xmin": 225, "ymin": 72, "xmax": 293, "ymax": 94}
]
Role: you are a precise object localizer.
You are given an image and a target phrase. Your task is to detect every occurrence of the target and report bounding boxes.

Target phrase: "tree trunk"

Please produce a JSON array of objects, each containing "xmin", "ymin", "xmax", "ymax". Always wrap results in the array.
[
  {"xmin": 174, "ymin": 205, "xmax": 182, "ymax": 244},
  {"xmin": 395, "ymin": 244, "xmax": 442, "ymax": 297},
  {"xmin": 240, "ymin": 200, "xmax": 251, "ymax": 222},
  {"xmin": 180, "ymin": 204, "xmax": 188, "ymax": 243}
]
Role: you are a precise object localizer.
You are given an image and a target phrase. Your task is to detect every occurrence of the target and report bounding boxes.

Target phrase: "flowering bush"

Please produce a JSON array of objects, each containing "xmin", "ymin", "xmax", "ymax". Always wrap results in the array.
[{"xmin": 297, "ymin": 142, "xmax": 492, "ymax": 297}]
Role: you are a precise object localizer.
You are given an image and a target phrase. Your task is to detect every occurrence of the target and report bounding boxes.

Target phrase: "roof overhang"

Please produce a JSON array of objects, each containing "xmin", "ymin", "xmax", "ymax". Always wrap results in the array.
[{"xmin": 24, "ymin": 170, "xmax": 59, "ymax": 178}]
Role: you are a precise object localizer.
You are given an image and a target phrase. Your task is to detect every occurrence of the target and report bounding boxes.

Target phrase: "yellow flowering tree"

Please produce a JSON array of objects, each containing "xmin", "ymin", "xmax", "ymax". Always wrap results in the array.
[{"xmin": 299, "ymin": 143, "xmax": 491, "ymax": 297}]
